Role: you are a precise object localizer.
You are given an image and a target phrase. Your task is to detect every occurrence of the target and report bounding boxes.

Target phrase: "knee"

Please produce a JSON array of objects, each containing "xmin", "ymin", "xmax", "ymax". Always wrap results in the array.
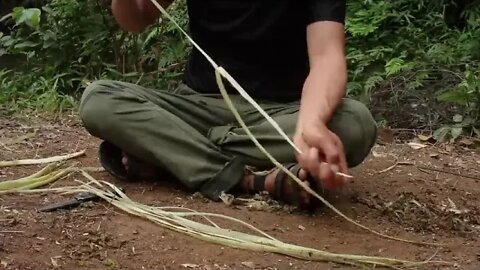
[
  {"xmin": 334, "ymin": 99, "xmax": 377, "ymax": 167},
  {"xmin": 79, "ymin": 80, "xmax": 119, "ymax": 136}
]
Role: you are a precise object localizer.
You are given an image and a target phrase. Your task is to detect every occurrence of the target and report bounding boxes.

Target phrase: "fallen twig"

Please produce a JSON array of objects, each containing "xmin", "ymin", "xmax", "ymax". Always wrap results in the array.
[
  {"xmin": 0, "ymin": 141, "xmax": 14, "ymax": 151},
  {"xmin": 0, "ymin": 150, "xmax": 86, "ymax": 167},
  {"xmin": 0, "ymin": 230, "xmax": 25, "ymax": 233},
  {"xmin": 416, "ymin": 165, "xmax": 480, "ymax": 181},
  {"xmin": 378, "ymin": 161, "xmax": 415, "ymax": 174}
]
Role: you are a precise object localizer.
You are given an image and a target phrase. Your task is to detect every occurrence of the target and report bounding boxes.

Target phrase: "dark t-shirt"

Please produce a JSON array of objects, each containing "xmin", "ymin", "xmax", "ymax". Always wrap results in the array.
[{"xmin": 183, "ymin": 0, "xmax": 346, "ymax": 102}]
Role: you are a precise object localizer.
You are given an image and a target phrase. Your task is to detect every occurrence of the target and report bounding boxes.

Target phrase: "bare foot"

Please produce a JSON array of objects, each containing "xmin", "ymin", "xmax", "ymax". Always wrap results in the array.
[{"xmin": 121, "ymin": 151, "xmax": 158, "ymax": 180}]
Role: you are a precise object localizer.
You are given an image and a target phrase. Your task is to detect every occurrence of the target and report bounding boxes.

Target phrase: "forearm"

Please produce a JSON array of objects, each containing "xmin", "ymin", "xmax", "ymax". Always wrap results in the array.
[
  {"xmin": 298, "ymin": 54, "xmax": 347, "ymax": 126},
  {"xmin": 296, "ymin": 21, "xmax": 347, "ymax": 131}
]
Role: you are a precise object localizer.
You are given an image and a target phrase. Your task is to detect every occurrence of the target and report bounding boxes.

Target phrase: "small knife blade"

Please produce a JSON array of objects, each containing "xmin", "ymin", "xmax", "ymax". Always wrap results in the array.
[{"xmin": 37, "ymin": 192, "xmax": 100, "ymax": 212}]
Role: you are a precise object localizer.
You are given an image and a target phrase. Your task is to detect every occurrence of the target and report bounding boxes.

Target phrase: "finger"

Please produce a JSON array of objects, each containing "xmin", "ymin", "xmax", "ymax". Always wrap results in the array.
[
  {"xmin": 318, "ymin": 162, "xmax": 336, "ymax": 189},
  {"xmin": 302, "ymin": 132, "xmax": 339, "ymax": 164},
  {"xmin": 294, "ymin": 135, "xmax": 310, "ymax": 167},
  {"xmin": 330, "ymin": 149, "xmax": 348, "ymax": 185},
  {"xmin": 296, "ymin": 148, "xmax": 309, "ymax": 170},
  {"xmin": 306, "ymin": 148, "xmax": 321, "ymax": 180},
  {"xmin": 338, "ymin": 151, "xmax": 349, "ymax": 176},
  {"xmin": 331, "ymin": 135, "xmax": 349, "ymax": 178}
]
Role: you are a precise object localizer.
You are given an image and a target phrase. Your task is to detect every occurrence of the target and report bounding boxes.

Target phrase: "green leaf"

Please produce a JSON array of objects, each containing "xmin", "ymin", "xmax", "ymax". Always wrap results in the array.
[
  {"xmin": 473, "ymin": 127, "xmax": 480, "ymax": 137},
  {"xmin": 12, "ymin": 7, "xmax": 41, "ymax": 29},
  {"xmin": 451, "ymin": 127, "xmax": 463, "ymax": 140},
  {"xmin": 11, "ymin": 7, "xmax": 25, "ymax": 22},
  {"xmin": 14, "ymin": 41, "xmax": 38, "ymax": 49},
  {"xmin": 346, "ymin": 82, "xmax": 363, "ymax": 96},
  {"xmin": 453, "ymin": 114, "xmax": 463, "ymax": 123},
  {"xmin": 433, "ymin": 127, "xmax": 451, "ymax": 142},
  {"xmin": 364, "ymin": 75, "xmax": 384, "ymax": 91},
  {"xmin": 2, "ymin": 37, "xmax": 15, "ymax": 47},
  {"xmin": 385, "ymin": 58, "xmax": 406, "ymax": 77},
  {"xmin": 437, "ymin": 90, "xmax": 469, "ymax": 106},
  {"xmin": 461, "ymin": 117, "xmax": 475, "ymax": 126}
]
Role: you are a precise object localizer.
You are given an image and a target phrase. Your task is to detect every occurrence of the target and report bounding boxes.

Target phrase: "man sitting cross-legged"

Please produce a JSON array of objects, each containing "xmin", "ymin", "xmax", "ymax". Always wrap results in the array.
[{"xmin": 79, "ymin": 0, "xmax": 378, "ymax": 209}]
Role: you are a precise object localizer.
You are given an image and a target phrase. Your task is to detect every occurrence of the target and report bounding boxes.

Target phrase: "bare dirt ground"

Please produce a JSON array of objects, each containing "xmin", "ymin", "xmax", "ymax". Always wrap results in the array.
[{"xmin": 0, "ymin": 115, "xmax": 479, "ymax": 270}]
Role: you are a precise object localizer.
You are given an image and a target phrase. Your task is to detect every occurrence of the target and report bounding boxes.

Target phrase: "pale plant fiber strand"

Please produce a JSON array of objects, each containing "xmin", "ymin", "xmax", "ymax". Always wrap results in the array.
[
  {"xmin": 0, "ymin": 150, "xmax": 86, "ymax": 167},
  {"xmin": 0, "ymin": 163, "xmax": 102, "ymax": 192},
  {"xmin": 147, "ymin": 0, "xmax": 439, "ymax": 247},
  {"xmin": 3, "ymin": 166, "xmax": 446, "ymax": 268}
]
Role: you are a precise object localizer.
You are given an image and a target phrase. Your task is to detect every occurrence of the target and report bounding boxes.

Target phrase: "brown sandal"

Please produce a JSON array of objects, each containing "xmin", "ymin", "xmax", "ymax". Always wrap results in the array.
[{"xmin": 251, "ymin": 163, "xmax": 315, "ymax": 210}]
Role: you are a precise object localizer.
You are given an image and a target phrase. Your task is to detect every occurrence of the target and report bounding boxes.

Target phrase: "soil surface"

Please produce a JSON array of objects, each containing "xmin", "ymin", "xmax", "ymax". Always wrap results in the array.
[{"xmin": 0, "ymin": 115, "xmax": 479, "ymax": 270}]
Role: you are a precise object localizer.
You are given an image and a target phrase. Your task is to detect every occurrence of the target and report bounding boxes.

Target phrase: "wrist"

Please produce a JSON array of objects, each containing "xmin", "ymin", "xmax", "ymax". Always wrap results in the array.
[{"xmin": 298, "ymin": 77, "xmax": 334, "ymax": 124}]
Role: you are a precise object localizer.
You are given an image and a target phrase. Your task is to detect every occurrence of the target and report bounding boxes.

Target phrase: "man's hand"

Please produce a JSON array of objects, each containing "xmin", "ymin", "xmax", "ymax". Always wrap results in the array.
[
  {"xmin": 294, "ymin": 121, "xmax": 348, "ymax": 189},
  {"xmin": 111, "ymin": 0, "xmax": 172, "ymax": 33},
  {"xmin": 295, "ymin": 21, "xmax": 348, "ymax": 189}
]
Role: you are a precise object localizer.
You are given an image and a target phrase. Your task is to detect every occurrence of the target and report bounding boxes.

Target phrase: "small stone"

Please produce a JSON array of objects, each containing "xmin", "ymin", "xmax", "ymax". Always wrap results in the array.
[
  {"xmin": 241, "ymin": 261, "xmax": 255, "ymax": 269},
  {"xmin": 181, "ymin": 263, "xmax": 199, "ymax": 268},
  {"xmin": 298, "ymin": 225, "xmax": 305, "ymax": 231}
]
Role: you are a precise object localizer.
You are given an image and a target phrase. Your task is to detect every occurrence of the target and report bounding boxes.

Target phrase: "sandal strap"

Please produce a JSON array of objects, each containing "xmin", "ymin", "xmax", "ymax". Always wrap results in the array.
[
  {"xmin": 253, "ymin": 174, "xmax": 266, "ymax": 192},
  {"xmin": 273, "ymin": 163, "xmax": 298, "ymax": 202},
  {"xmin": 286, "ymin": 164, "xmax": 303, "ymax": 206}
]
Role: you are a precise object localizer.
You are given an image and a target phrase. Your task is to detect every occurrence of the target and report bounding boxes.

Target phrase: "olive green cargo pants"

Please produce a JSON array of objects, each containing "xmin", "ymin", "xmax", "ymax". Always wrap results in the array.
[{"xmin": 79, "ymin": 80, "xmax": 377, "ymax": 200}]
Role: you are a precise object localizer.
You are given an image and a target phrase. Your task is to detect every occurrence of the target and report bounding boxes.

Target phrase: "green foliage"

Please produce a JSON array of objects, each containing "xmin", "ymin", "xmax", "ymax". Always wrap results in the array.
[
  {"xmin": 0, "ymin": 0, "xmax": 189, "ymax": 112},
  {"xmin": 0, "ymin": 0, "xmax": 479, "ymax": 140},
  {"xmin": 11, "ymin": 6, "xmax": 41, "ymax": 29},
  {"xmin": 346, "ymin": 0, "xmax": 480, "ymax": 138}
]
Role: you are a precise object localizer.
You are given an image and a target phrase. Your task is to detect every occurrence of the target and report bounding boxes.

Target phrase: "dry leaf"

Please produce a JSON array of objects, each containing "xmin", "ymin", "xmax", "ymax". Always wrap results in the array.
[
  {"xmin": 241, "ymin": 261, "xmax": 255, "ymax": 269},
  {"xmin": 181, "ymin": 264, "xmax": 199, "ymax": 269},
  {"xmin": 50, "ymin": 257, "xmax": 59, "ymax": 268},
  {"xmin": 407, "ymin": 142, "xmax": 427, "ymax": 150},
  {"xmin": 418, "ymin": 134, "xmax": 432, "ymax": 141},
  {"xmin": 445, "ymin": 144, "xmax": 455, "ymax": 152},
  {"xmin": 219, "ymin": 192, "xmax": 234, "ymax": 206},
  {"xmin": 458, "ymin": 138, "xmax": 474, "ymax": 146},
  {"xmin": 371, "ymin": 150, "xmax": 387, "ymax": 158}
]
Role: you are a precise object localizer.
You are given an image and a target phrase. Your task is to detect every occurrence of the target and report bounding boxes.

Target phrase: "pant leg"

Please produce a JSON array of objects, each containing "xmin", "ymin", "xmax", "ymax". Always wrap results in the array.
[
  {"xmin": 208, "ymin": 98, "xmax": 378, "ymax": 169},
  {"xmin": 79, "ymin": 80, "xmax": 247, "ymax": 200}
]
